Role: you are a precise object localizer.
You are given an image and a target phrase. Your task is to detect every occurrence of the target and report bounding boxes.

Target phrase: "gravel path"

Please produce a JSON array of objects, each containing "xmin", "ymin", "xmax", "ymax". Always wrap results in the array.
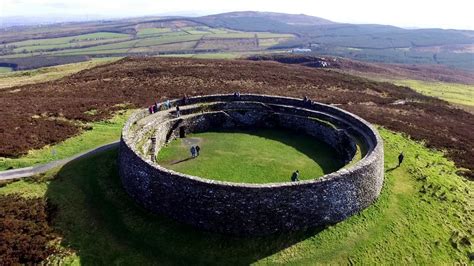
[{"xmin": 0, "ymin": 141, "xmax": 119, "ymax": 181}]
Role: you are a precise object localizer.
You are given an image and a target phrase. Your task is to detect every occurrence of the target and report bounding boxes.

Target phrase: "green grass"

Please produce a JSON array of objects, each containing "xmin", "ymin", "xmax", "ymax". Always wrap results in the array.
[
  {"xmin": 0, "ymin": 57, "xmax": 121, "ymax": 89},
  {"xmin": 392, "ymin": 79, "xmax": 474, "ymax": 106},
  {"xmin": 48, "ymin": 35, "xmax": 203, "ymax": 56},
  {"xmin": 259, "ymin": 38, "xmax": 283, "ymax": 48},
  {"xmin": 208, "ymin": 28, "xmax": 235, "ymax": 34},
  {"xmin": 205, "ymin": 32, "xmax": 256, "ymax": 39},
  {"xmin": 1, "ymin": 127, "xmax": 471, "ymax": 264},
  {"xmin": 8, "ymin": 32, "xmax": 132, "ymax": 54},
  {"xmin": 135, "ymin": 34, "xmax": 204, "ymax": 47},
  {"xmin": 257, "ymin": 33, "xmax": 295, "ymax": 39},
  {"xmin": 137, "ymin": 27, "xmax": 174, "ymax": 36},
  {"xmin": 157, "ymin": 129, "xmax": 344, "ymax": 183},
  {"xmin": 9, "ymin": 32, "xmax": 131, "ymax": 48},
  {"xmin": 0, "ymin": 109, "xmax": 133, "ymax": 171},
  {"xmin": 0, "ymin": 66, "xmax": 13, "ymax": 73}
]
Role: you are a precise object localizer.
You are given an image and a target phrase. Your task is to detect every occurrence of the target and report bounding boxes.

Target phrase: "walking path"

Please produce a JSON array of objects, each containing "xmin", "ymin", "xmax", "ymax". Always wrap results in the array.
[{"xmin": 0, "ymin": 141, "xmax": 119, "ymax": 181}]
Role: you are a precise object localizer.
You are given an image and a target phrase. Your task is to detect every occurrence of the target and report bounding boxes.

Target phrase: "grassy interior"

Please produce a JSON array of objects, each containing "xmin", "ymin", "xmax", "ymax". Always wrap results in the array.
[
  {"xmin": 0, "ymin": 127, "xmax": 472, "ymax": 264},
  {"xmin": 157, "ymin": 129, "xmax": 344, "ymax": 183}
]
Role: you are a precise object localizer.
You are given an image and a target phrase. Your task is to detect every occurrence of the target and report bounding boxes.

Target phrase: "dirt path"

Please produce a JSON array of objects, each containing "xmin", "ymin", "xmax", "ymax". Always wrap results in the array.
[{"xmin": 0, "ymin": 141, "xmax": 119, "ymax": 181}]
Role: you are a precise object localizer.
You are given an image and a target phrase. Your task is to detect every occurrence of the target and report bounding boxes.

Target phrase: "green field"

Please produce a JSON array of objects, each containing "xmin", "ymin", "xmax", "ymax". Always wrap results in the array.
[
  {"xmin": 157, "ymin": 129, "xmax": 344, "ymax": 183},
  {"xmin": 0, "ymin": 57, "xmax": 121, "ymax": 89},
  {"xmin": 10, "ymin": 32, "xmax": 129, "ymax": 47},
  {"xmin": 392, "ymin": 79, "xmax": 474, "ymax": 107},
  {"xmin": 8, "ymin": 32, "xmax": 131, "ymax": 53},
  {"xmin": 0, "ymin": 66, "xmax": 13, "ymax": 73},
  {"xmin": 137, "ymin": 27, "xmax": 174, "ymax": 36},
  {"xmin": 1, "ymin": 127, "xmax": 471, "ymax": 264}
]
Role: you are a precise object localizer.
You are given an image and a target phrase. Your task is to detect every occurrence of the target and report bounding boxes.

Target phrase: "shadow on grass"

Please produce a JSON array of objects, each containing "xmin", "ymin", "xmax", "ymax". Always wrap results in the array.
[
  {"xmin": 206, "ymin": 128, "xmax": 344, "ymax": 174},
  {"xmin": 46, "ymin": 148, "xmax": 324, "ymax": 265},
  {"xmin": 386, "ymin": 165, "xmax": 400, "ymax": 172},
  {"xmin": 171, "ymin": 156, "xmax": 194, "ymax": 165}
]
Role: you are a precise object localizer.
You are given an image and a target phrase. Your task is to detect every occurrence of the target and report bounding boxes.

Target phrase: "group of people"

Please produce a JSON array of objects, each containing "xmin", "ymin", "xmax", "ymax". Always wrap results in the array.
[
  {"xmin": 148, "ymin": 95, "xmax": 191, "ymax": 116},
  {"xmin": 190, "ymin": 145, "xmax": 201, "ymax": 158},
  {"xmin": 148, "ymin": 99, "xmax": 172, "ymax": 114},
  {"xmin": 302, "ymin": 96, "xmax": 315, "ymax": 107}
]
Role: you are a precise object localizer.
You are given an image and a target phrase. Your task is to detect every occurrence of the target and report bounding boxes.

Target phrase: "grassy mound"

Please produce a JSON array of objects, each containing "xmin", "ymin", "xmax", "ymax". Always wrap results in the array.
[
  {"xmin": 157, "ymin": 129, "xmax": 344, "ymax": 183},
  {"xmin": 0, "ymin": 127, "xmax": 472, "ymax": 264}
]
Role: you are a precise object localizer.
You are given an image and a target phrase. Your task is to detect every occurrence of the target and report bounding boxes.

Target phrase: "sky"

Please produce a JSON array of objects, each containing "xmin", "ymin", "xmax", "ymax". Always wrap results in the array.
[{"xmin": 1, "ymin": 0, "xmax": 474, "ymax": 30}]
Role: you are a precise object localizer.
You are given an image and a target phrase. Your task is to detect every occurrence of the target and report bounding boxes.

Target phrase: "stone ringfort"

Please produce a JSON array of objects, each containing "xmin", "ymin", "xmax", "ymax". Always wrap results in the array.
[{"xmin": 118, "ymin": 94, "xmax": 384, "ymax": 236}]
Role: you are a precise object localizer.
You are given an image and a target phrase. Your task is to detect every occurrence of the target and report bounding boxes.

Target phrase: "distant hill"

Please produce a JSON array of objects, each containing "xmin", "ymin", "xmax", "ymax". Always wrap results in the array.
[
  {"xmin": 194, "ymin": 12, "xmax": 474, "ymax": 70},
  {"xmin": 197, "ymin": 11, "xmax": 335, "ymax": 27},
  {"xmin": 0, "ymin": 11, "xmax": 472, "ymax": 70}
]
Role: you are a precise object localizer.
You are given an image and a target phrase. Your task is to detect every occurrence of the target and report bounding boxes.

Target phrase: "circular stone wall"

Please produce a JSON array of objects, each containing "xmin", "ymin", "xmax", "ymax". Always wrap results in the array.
[{"xmin": 118, "ymin": 94, "xmax": 384, "ymax": 236}]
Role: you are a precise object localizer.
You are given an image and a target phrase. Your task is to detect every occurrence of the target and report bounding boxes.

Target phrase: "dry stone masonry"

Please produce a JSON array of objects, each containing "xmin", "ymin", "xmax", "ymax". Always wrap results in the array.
[{"xmin": 118, "ymin": 94, "xmax": 384, "ymax": 236}]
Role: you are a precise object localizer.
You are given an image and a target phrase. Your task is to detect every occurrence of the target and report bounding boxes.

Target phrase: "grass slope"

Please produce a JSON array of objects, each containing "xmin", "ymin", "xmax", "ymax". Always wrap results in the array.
[
  {"xmin": 392, "ymin": 79, "xmax": 474, "ymax": 107},
  {"xmin": 0, "ymin": 127, "xmax": 472, "ymax": 264},
  {"xmin": 0, "ymin": 57, "xmax": 120, "ymax": 89},
  {"xmin": 0, "ymin": 110, "xmax": 132, "ymax": 171},
  {"xmin": 157, "ymin": 129, "xmax": 343, "ymax": 183},
  {"xmin": 0, "ymin": 66, "xmax": 13, "ymax": 73}
]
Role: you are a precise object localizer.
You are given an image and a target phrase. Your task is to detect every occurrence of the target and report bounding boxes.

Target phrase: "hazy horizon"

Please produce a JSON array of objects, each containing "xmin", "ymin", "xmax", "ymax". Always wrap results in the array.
[{"xmin": 1, "ymin": 0, "xmax": 474, "ymax": 30}]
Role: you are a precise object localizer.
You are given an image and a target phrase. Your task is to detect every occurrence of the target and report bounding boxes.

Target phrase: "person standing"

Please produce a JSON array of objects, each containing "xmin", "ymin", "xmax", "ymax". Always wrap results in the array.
[
  {"xmin": 398, "ymin": 152, "xmax": 404, "ymax": 167},
  {"xmin": 291, "ymin": 170, "xmax": 300, "ymax": 182},
  {"xmin": 176, "ymin": 105, "xmax": 180, "ymax": 117},
  {"xmin": 195, "ymin": 145, "xmax": 201, "ymax": 156},
  {"xmin": 190, "ymin": 146, "xmax": 196, "ymax": 158},
  {"xmin": 234, "ymin": 92, "xmax": 241, "ymax": 100},
  {"xmin": 164, "ymin": 99, "xmax": 170, "ymax": 110},
  {"xmin": 182, "ymin": 94, "xmax": 189, "ymax": 105}
]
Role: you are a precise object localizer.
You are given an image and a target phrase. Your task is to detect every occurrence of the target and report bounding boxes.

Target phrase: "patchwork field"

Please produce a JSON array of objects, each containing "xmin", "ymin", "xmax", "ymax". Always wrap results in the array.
[
  {"xmin": 8, "ymin": 32, "xmax": 131, "ymax": 53},
  {"xmin": 0, "ymin": 26, "xmax": 294, "ymax": 59}
]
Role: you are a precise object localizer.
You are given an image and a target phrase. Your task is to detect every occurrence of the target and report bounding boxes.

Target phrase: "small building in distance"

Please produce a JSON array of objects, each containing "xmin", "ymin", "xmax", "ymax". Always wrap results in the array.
[{"xmin": 289, "ymin": 48, "xmax": 312, "ymax": 54}]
